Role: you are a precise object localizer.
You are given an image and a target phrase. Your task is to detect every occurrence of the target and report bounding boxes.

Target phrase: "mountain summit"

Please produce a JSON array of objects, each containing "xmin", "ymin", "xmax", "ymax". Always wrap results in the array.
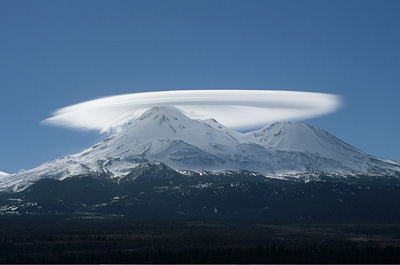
[{"xmin": 2, "ymin": 106, "xmax": 400, "ymax": 191}]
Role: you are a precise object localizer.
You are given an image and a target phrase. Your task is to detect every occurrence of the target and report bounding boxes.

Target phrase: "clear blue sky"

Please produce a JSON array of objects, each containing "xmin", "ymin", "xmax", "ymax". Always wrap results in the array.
[{"xmin": 1, "ymin": 0, "xmax": 399, "ymax": 173}]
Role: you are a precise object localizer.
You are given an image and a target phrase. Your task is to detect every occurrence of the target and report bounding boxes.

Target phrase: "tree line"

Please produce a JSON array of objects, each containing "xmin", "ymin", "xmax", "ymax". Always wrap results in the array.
[{"xmin": 1, "ymin": 244, "xmax": 399, "ymax": 263}]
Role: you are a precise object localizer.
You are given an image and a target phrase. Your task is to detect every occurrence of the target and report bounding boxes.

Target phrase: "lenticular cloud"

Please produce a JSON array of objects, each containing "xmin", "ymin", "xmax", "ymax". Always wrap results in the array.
[{"xmin": 43, "ymin": 90, "xmax": 341, "ymax": 132}]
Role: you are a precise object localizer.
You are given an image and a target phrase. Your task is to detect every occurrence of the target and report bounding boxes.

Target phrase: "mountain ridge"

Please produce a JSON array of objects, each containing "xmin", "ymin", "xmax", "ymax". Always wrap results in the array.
[
  {"xmin": 1, "ymin": 106, "xmax": 400, "ymax": 192},
  {"xmin": 2, "ymin": 162, "xmax": 400, "ymax": 222}
]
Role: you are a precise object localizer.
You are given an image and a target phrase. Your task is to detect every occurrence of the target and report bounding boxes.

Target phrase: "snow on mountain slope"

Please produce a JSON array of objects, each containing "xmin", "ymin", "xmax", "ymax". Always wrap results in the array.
[
  {"xmin": 0, "ymin": 171, "xmax": 9, "ymax": 177},
  {"xmin": 249, "ymin": 122, "xmax": 399, "ymax": 173},
  {"xmin": 71, "ymin": 106, "xmax": 241, "ymax": 172},
  {"xmin": 250, "ymin": 122, "xmax": 360, "ymax": 154},
  {"xmin": 87, "ymin": 106, "xmax": 241, "ymax": 155},
  {"xmin": 1, "ymin": 106, "xmax": 400, "ymax": 192},
  {"xmin": 0, "ymin": 107, "xmax": 241, "ymax": 191}
]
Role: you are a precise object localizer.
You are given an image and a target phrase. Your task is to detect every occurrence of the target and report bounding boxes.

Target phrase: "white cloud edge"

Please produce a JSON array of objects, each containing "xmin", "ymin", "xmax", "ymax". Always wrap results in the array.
[
  {"xmin": 0, "ymin": 171, "xmax": 9, "ymax": 177},
  {"xmin": 43, "ymin": 90, "xmax": 342, "ymax": 132}
]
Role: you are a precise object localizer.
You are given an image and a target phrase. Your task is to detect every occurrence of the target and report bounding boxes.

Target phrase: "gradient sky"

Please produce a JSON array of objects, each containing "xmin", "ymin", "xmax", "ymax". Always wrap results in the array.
[{"xmin": 1, "ymin": 0, "xmax": 399, "ymax": 174}]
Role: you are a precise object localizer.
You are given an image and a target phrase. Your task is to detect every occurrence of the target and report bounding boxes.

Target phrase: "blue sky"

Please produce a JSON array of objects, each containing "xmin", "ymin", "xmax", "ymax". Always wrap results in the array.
[{"xmin": 1, "ymin": 0, "xmax": 399, "ymax": 173}]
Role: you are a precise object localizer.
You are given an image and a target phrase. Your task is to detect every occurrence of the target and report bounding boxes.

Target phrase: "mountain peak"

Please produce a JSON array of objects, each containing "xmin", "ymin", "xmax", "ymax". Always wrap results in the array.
[
  {"xmin": 118, "ymin": 106, "xmax": 194, "ymax": 138},
  {"xmin": 251, "ymin": 121, "xmax": 365, "ymax": 161},
  {"xmin": 137, "ymin": 106, "xmax": 186, "ymax": 120}
]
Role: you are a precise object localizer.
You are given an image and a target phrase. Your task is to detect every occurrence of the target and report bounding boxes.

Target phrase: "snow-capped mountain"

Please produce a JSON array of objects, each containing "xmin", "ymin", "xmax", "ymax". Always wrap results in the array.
[
  {"xmin": 249, "ymin": 122, "xmax": 400, "ymax": 173},
  {"xmin": 0, "ymin": 171, "xmax": 9, "ymax": 177},
  {"xmin": 2, "ymin": 106, "xmax": 400, "ymax": 191}
]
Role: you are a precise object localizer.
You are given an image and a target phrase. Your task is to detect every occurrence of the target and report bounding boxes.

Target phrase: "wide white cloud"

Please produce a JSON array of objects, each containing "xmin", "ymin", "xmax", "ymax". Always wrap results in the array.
[{"xmin": 43, "ymin": 90, "xmax": 342, "ymax": 132}]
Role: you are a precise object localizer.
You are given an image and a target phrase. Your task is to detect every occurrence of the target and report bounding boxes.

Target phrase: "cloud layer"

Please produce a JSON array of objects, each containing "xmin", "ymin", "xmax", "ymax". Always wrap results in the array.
[{"xmin": 43, "ymin": 90, "xmax": 342, "ymax": 132}]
